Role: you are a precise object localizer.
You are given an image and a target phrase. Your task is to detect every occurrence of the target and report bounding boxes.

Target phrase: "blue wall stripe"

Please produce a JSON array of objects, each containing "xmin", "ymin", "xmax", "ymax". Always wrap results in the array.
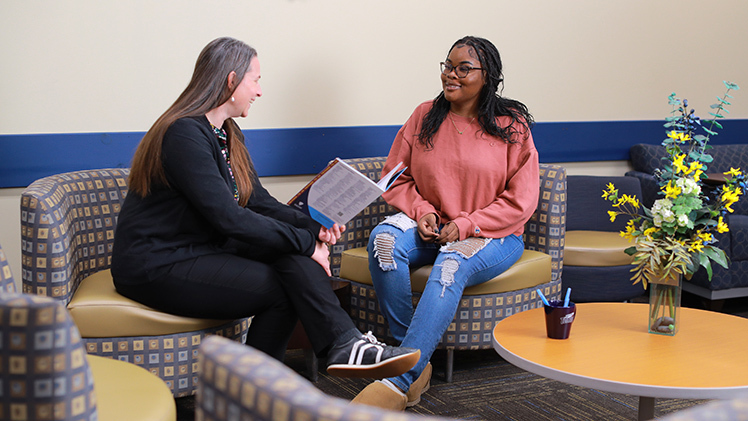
[{"xmin": 2, "ymin": 120, "xmax": 747, "ymax": 188}]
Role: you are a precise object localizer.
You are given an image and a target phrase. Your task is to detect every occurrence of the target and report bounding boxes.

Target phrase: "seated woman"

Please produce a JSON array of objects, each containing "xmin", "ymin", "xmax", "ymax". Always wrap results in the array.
[
  {"xmin": 111, "ymin": 37, "xmax": 419, "ymax": 379},
  {"xmin": 352, "ymin": 36, "xmax": 539, "ymax": 407}
]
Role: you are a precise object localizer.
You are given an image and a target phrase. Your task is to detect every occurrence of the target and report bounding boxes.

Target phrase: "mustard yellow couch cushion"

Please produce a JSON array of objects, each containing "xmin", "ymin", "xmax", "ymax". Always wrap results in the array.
[
  {"xmin": 340, "ymin": 247, "xmax": 551, "ymax": 295},
  {"xmin": 68, "ymin": 269, "xmax": 234, "ymax": 337},
  {"xmin": 89, "ymin": 355, "xmax": 176, "ymax": 421},
  {"xmin": 564, "ymin": 230, "xmax": 634, "ymax": 267}
]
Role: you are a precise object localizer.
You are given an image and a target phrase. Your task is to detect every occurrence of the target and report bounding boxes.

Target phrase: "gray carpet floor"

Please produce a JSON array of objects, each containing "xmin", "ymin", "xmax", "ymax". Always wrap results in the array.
[{"xmin": 176, "ymin": 292, "xmax": 748, "ymax": 420}]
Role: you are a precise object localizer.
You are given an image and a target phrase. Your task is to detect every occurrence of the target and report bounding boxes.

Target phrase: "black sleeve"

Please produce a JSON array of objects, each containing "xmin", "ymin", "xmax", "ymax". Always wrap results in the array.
[
  {"xmin": 161, "ymin": 119, "xmax": 317, "ymax": 256},
  {"xmin": 245, "ymin": 172, "xmax": 323, "ymax": 234}
]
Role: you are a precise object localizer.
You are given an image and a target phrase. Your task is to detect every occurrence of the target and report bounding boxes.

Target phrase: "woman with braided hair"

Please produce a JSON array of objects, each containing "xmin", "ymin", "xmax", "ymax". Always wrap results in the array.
[{"xmin": 353, "ymin": 36, "xmax": 539, "ymax": 409}]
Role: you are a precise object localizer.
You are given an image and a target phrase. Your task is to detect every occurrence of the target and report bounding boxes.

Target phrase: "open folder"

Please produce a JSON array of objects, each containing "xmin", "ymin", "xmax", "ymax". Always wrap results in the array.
[{"xmin": 288, "ymin": 158, "xmax": 406, "ymax": 228}]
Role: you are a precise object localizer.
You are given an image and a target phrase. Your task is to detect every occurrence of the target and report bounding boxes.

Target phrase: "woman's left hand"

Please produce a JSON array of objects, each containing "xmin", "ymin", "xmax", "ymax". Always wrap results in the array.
[
  {"xmin": 436, "ymin": 221, "xmax": 459, "ymax": 245},
  {"xmin": 319, "ymin": 223, "xmax": 346, "ymax": 245},
  {"xmin": 311, "ymin": 240, "xmax": 332, "ymax": 276}
]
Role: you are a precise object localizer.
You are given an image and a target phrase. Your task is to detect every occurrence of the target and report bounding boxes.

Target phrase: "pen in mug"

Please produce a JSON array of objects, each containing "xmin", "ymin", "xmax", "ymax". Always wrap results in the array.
[
  {"xmin": 536, "ymin": 289, "xmax": 550, "ymax": 306},
  {"xmin": 563, "ymin": 288, "xmax": 572, "ymax": 307}
]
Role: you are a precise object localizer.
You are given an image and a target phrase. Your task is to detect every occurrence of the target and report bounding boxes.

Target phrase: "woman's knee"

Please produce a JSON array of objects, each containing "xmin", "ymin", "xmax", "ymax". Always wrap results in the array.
[
  {"xmin": 369, "ymin": 216, "xmax": 416, "ymax": 272},
  {"xmin": 272, "ymin": 254, "xmax": 324, "ymax": 276},
  {"xmin": 434, "ymin": 236, "xmax": 524, "ymax": 294},
  {"xmin": 369, "ymin": 226, "xmax": 399, "ymax": 271}
]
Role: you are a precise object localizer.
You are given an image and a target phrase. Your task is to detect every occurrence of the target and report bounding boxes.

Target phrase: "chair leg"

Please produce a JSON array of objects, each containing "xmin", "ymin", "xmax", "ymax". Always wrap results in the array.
[
  {"xmin": 445, "ymin": 348, "xmax": 454, "ymax": 383},
  {"xmin": 304, "ymin": 349, "xmax": 319, "ymax": 382}
]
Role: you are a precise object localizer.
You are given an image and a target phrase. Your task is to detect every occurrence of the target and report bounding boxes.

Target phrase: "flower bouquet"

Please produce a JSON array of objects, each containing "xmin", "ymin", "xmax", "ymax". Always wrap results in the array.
[{"xmin": 603, "ymin": 81, "xmax": 743, "ymax": 334}]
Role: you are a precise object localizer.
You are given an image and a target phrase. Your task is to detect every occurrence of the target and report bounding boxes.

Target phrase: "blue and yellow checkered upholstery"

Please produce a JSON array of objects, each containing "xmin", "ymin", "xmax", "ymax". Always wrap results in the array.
[
  {"xmin": 0, "ymin": 292, "xmax": 178, "ymax": 421},
  {"xmin": 0, "ymin": 293, "xmax": 98, "ymax": 421},
  {"xmin": 0, "ymin": 242, "xmax": 15, "ymax": 293},
  {"xmin": 198, "ymin": 335, "xmax": 454, "ymax": 421},
  {"xmin": 20, "ymin": 169, "xmax": 250, "ymax": 397}
]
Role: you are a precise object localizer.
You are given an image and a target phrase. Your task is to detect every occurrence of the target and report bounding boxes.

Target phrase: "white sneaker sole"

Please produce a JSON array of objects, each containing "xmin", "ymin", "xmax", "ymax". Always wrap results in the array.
[{"xmin": 327, "ymin": 350, "xmax": 420, "ymax": 379}]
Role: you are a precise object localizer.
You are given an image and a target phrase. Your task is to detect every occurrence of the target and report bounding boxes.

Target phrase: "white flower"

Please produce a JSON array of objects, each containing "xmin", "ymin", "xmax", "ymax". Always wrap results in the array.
[
  {"xmin": 677, "ymin": 213, "xmax": 690, "ymax": 227},
  {"xmin": 676, "ymin": 177, "xmax": 701, "ymax": 195},
  {"xmin": 651, "ymin": 198, "xmax": 675, "ymax": 227}
]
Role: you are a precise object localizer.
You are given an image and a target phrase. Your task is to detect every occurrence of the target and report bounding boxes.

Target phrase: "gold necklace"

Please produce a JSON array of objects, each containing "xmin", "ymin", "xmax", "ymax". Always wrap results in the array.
[{"xmin": 449, "ymin": 112, "xmax": 475, "ymax": 135}]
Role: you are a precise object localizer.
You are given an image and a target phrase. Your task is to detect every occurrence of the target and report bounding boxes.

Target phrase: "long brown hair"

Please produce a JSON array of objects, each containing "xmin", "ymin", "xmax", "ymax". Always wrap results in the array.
[{"xmin": 129, "ymin": 37, "xmax": 257, "ymax": 206}]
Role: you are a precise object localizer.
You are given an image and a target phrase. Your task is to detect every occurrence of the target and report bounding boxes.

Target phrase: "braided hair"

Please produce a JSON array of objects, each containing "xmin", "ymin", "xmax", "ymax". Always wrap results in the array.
[{"xmin": 418, "ymin": 36, "xmax": 534, "ymax": 149}]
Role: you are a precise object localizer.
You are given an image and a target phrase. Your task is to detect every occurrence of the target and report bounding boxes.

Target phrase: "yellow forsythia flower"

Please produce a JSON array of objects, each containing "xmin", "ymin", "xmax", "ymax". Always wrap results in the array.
[
  {"xmin": 672, "ymin": 154, "xmax": 688, "ymax": 174},
  {"xmin": 684, "ymin": 161, "xmax": 703, "ymax": 178},
  {"xmin": 697, "ymin": 231, "xmax": 713, "ymax": 244},
  {"xmin": 722, "ymin": 187, "xmax": 741, "ymax": 213},
  {"xmin": 717, "ymin": 216, "xmax": 729, "ymax": 233},
  {"xmin": 664, "ymin": 181, "xmax": 681, "ymax": 199},
  {"xmin": 692, "ymin": 167, "xmax": 704, "ymax": 181},
  {"xmin": 643, "ymin": 227, "xmax": 658, "ymax": 238},
  {"xmin": 602, "ymin": 183, "xmax": 616, "ymax": 199},
  {"xmin": 620, "ymin": 220, "xmax": 636, "ymax": 240},
  {"xmin": 726, "ymin": 167, "xmax": 742, "ymax": 178},
  {"xmin": 688, "ymin": 240, "xmax": 704, "ymax": 253},
  {"xmin": 667, "ymin": 131, "xmax": 691, "ymax": 143},
  {"xmin": 608, "ymin": 211, "xmax": 617, "ymax": 222},
  {"xmin": 621, "ymin": 194, "xmax": 640, "ymax": 209}
]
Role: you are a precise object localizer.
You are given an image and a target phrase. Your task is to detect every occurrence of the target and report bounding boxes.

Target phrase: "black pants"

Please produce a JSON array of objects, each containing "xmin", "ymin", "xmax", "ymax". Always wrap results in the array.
[{"xmin": 115, "ymin": 252, "xmax": 356, "ymax": 361}]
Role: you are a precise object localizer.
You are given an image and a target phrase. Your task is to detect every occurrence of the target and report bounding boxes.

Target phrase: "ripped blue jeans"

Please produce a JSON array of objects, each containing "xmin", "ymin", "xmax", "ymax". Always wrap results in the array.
[{"xmin": 367, "ymin": 212, "xmax": 524, "ymax": 392}]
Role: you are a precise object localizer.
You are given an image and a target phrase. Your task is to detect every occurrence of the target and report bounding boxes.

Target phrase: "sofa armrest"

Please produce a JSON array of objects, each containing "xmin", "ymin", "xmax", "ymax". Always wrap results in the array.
[
  {"xmin": 533, "ymin": 164, "xmax": 567, "ymax": 282},
  {"xmin": 198, "ymin": 335, "xmax": 454, "ymax": 421},
  {"xmin": 625, "ymin": 170, "xmax": 660, "ymax": 209},
  {"xmin": 20, "ymin": 169, "xmax": 130, "ymax": 304}
]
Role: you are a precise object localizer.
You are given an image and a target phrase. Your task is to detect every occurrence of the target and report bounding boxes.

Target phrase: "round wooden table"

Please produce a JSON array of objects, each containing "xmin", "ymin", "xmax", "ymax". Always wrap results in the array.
[{"xmin": 492, "ymin": 303, "xmax": 748, "ymax": 420}]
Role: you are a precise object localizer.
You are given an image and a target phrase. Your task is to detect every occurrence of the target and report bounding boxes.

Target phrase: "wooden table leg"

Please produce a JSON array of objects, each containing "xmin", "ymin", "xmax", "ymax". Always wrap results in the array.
[{"xmin": 638, "ymin": 396, "xmax": 655, "ymax": 421}]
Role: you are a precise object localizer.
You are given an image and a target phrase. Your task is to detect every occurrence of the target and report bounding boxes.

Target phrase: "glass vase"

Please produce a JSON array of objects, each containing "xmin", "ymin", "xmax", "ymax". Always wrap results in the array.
[{"xmin": 648, "ymin": 273, "xmax": 682, "ymax": 336}]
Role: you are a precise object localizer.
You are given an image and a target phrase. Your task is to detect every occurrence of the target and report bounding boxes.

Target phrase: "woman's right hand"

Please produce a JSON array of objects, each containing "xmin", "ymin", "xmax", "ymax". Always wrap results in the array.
[
  {"xmin": 311, "ymin": 240, "xmax": 332, "ymax": 276},
  {"xmin": 417, "ymin": 213, "xmax": 440, "ymax": 243},
  {"xmin": 319, "ymin": 223, "xmax": 345, "ymax": 245}
]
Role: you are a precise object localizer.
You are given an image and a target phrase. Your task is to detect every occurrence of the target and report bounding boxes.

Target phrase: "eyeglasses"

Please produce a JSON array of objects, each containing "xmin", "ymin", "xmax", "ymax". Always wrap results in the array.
[{"xmin": 440, "ymin": 62, "xmax": 483, "ymax": 78}]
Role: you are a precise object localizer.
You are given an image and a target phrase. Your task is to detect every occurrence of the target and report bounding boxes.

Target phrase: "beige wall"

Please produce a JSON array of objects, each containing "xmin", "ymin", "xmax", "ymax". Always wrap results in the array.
[
  {"xmin": 2, "ymin": 0, "xmax": 747, "ymax": 135},
  {"xmin": 1, "ymin": 0, "xmax": 745, "ymax": 285}
]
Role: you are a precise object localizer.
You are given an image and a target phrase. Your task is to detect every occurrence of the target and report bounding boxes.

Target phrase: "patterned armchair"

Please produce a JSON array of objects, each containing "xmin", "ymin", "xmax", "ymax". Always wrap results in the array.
[
  {"xmin": 198, "ymin": 335, "xmax": 454, "ymax": 421},
  {"xmin": 20, "ymin": 169, "xmax": 250, "ymax": 397},
  {"xmin": 0, "ymin": 249, "xmax": 176, "ymax": 421},
  {"xmin": 0, "ymin": 241, "xmax": 15, "ymax": 293},
  {"xmin": 330, "ymin": 158, "xmax": 566, "ymax": 382}
]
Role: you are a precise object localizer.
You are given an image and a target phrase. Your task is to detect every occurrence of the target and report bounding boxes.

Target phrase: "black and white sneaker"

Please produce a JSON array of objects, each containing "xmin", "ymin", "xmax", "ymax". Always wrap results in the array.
[{"xmin": 326, "ymin": 331, "xmax": 420, "ymax": 379}]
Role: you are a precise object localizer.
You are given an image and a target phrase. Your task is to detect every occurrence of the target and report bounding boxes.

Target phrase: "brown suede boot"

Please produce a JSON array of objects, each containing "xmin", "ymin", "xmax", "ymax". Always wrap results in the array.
[
  {"xmin": 351, "ymin": 380, "xmax": 407, "ymax": 411},
  {"xmin": 406, "ymin": 362, "xmax": 432, "ymax": 407}
]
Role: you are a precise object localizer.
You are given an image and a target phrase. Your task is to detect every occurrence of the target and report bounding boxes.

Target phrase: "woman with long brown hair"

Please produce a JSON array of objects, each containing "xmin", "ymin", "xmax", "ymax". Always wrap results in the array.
[{"xmin": 112, "ymin": 37, "xmax": 419, "ymax": 378}]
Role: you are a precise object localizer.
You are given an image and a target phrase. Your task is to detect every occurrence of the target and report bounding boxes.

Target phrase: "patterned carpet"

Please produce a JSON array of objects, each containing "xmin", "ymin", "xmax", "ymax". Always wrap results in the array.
[{"xmin": 176, "ymin": 294, "xmax": 748, "ymax": 420}]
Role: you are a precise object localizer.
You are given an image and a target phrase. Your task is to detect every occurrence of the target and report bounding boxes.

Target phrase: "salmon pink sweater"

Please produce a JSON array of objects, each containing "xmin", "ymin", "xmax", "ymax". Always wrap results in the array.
[{"xmin": 381, "ymin": 101, "xmax": 539, "ymax": 241}]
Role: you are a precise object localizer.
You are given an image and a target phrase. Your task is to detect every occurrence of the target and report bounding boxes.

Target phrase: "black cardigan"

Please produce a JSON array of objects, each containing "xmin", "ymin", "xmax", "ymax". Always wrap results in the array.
[{"xmin": 112, "ymin": 116, "xmax": 321, "ymax": 285}]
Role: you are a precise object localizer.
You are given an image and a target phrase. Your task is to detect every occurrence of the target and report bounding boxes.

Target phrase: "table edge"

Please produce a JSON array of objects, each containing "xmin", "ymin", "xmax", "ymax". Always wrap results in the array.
[{"xmin": 492, "ymin": 336, "xmax": 748, "ymax": 400}]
